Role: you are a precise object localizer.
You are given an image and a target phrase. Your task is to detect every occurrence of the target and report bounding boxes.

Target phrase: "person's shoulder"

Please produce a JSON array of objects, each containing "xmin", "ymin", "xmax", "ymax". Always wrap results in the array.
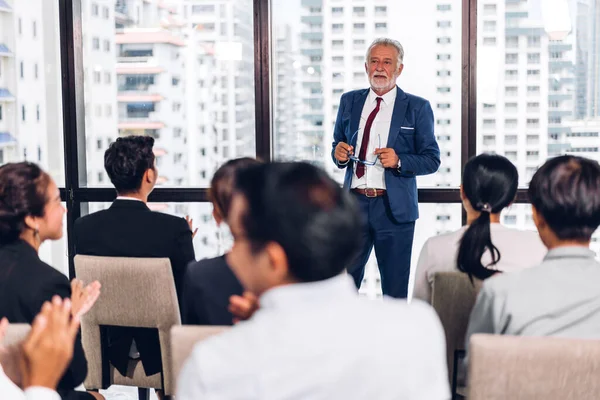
[
  {"xmin": 75, "ymin": 209, "xmax": 109, "ymax": 227},
  {"xmin": 186, "ymin": 256, "xmax": 228, "ymax": 281},
  {"xmin": 481, "ymin": 264, "xmax": 539, "ymax": 296},
  {"xmin": 190, "ymin": 320, "xmax": 257, "ymax": 370},
  {"xmin": 426, "ymin": 227, "xmax": 465, "ymax": 248},
  {"xmin": 341, "ymin": 88, "xmax": 369, "ymax": 101},
  {"xmin": 141, "ymin": 210, "xmax": 188, "ymax": 230},
  {"xmin": 401, "ymin": 89, "xmax": 430, "ymax": 107}
]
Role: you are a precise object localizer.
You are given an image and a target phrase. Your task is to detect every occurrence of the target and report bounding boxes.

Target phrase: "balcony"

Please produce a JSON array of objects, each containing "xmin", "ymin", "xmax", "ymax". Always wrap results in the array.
[
  {"xmin": 0, "ymin": 0, "xmax": 12, "ymax": 12},
  {"xmin": 0, "ymin": 88, "xmax": 15, "ymax": 102},
  {"xmin": 0, "ymin": 44, "xmax": 12, "ymax": 57},
  {"xmin": 0, "ymin": 132, "xmax": 16, "ymax": 146}
]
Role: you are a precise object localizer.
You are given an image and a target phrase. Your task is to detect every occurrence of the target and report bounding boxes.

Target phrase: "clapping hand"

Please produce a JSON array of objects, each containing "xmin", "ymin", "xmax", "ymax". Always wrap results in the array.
[
  {"xmin": 20, "ymin": 296, "xmax": 80, "ymax": 390},
  {"xmin": 70, "ymin": 279, "xmax": 101, "ymax": 319},
  {"xmin": 228, "ymin": 291, "xmax": 260, "ymax": 324},
  {"xmin": 186, "ymin": 215, "xmax": 199, "ymax": 239}
]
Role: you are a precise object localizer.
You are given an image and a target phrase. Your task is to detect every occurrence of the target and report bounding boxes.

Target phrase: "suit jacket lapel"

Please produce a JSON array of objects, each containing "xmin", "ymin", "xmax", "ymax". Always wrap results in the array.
[
  {"xmin": 350, "ymin": 89, "xmax": 370, "ymax": 145},
  {"xmin": 387, "ymin": 86, "xmax": 408, "ymax": 148}
]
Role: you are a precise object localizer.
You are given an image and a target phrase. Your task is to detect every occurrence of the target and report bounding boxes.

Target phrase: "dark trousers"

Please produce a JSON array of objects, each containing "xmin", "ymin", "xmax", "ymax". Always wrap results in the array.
[{"xmin": 348, "ymin": 192, "xmax": 415, "ymax": 298}]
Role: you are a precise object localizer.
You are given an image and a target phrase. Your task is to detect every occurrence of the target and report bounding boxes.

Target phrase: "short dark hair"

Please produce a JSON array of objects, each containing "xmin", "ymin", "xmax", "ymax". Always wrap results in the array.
[
  {"xmin": 209, "ymin": 158, "xmax": 262, "ymax": 220},
  {"xmin": 528, "ymin": 155, "xmax": 600, "ymax": 241},
  {"xmin": 457, "ymin": 154, "xmax": 518, "ymax": 281},
  {"xmin": 0, "ymin": 162, "xmax": 51, "ymax": 244},
  {"xmin": 104, "ymin": 136, "xmax": 155, "ymax": 193},
  {"xmin": 234, "ymin": 162, "xmax": 360, "ymax": 283}
]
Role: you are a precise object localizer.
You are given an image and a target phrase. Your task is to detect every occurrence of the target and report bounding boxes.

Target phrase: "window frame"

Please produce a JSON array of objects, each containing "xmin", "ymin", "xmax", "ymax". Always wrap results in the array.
[{"xmin": 57, "ymin": 0, "xmax": 530, "ymax": 277}]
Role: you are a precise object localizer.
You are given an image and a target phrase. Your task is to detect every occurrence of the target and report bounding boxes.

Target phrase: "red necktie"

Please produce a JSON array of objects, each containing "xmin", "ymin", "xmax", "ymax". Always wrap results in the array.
[{"xmin": 356, "ymin": 97, "xmax": 383, "ymax": 178}]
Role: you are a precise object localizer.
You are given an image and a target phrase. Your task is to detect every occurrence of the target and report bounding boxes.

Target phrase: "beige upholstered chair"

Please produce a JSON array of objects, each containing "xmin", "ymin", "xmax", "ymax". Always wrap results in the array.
[
  {"xmin": 1, "ymin": 323, "xmax": 31, "ymax": 346},
  {"xmin": 74, "ymin": 255, "xmax": 180, "ymax": 396},
  {"xmin": 468, "ymin": 334, "xmax": 600, "ymax": 400},
  {"xmin": 431, "ymin": 271, "xmax": 482, "ymax": 395},
  {"xmin": 170, "ymin": 326, "xmax": 229, "ymax": 391}
]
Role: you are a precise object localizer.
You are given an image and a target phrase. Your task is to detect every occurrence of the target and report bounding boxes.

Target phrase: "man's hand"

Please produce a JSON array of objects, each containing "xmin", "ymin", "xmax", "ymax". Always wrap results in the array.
[
  {"xmin": 20, "ymin": 296, "xmax": 80, "ymax": 390},
  {"xmin": 71, "ymin": 279, "xmax": 101, "ymax": 319},
  {"xmin": 186, "ymin": 215, "xmax": 199, "ymax": 239},
  {"xmin": 334, "ymin": 142, "xmax": 354, "ymax": 163},
  {"xmin": 228, "ymin": 292, "xmax": 259, "ymax": 324},
  {"xmin": 374, "ymin": 148, "xmax": 400, "ymax": 169}
]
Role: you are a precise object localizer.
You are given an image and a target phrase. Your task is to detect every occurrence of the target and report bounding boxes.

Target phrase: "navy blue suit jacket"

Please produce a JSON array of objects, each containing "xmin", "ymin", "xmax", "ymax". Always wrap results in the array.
[{"xmin": 331, "ymin": 86, "xmax": 441, "ymax": 222}]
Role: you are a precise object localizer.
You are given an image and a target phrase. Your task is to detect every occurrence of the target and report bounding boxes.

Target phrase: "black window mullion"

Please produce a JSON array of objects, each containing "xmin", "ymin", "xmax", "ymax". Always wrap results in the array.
[
  {"xmin": 254, "ymin": 0, "xmax": 272, "ymax": 161},
  {"xmin": 59, "ymin": 0, "xmax": 86, "ymax": 278}
]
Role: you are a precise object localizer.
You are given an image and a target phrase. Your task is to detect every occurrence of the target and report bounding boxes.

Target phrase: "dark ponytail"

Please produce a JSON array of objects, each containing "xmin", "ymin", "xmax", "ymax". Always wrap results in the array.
[
  {"xmin": 456, "ymin": 154, "xmax": 518, "ymax": 282},
  {"xmin": 0, "ymin": 162, "xmax": 50, "ymax": 244}
]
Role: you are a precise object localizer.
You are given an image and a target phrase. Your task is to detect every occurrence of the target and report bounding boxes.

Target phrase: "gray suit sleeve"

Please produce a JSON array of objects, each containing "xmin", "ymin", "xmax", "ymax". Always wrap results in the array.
[{"xmin": 465, "ymin": 285, "xmax": 497, "ymax": 353}]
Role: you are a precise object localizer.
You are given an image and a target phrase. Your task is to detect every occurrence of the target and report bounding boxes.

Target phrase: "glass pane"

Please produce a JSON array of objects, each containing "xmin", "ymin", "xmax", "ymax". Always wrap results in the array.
[
  {"xmin": 477, "ymin": 0, "xmax": 600, "ymax": 186},
  {"xmin": 39, "ymin": 202, "xmax": 68, "ymax": 277},
  {"xmin": 81, "ymin": 0, "xmax": 255, "ymax": 188},
  {"xmin": 0, "ymin": 0, "xmax": 65, "ymax": 185},
  {"xmin": 272, "ymin": 0, "xmax": 462, "ymax": 188},
  {"xmin": 81, "ymin": 201, "xmax": 225, "ymax": 260},
  {"xmin": 360, "ymin": 203, "xmax": 463, "ymax": 299}
]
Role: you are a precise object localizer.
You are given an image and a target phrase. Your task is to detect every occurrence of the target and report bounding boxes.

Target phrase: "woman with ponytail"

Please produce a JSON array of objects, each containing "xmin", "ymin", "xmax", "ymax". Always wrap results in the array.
[{"xmin": 412, "ymin": 154, "xmax": 546, "ymax": 303}]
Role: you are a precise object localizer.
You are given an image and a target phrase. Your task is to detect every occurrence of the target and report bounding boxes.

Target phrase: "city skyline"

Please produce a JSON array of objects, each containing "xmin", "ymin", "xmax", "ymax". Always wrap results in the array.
[{"xmin": 1, "ymin": 0, "xmax": 599, "ymax": 294}]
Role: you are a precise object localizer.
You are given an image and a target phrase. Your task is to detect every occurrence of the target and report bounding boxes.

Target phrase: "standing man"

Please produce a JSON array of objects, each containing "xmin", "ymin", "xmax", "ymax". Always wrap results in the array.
[{"xmin": 332, "ymin": 38, "xmax": 440, "ymax": 298}]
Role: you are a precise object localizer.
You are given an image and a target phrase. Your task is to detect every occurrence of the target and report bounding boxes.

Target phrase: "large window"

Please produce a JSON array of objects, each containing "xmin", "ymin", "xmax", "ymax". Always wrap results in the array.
[
  {"xmin": 476, "ymin": 0, "xmax": 600, "ymax": 247},
  {"xmin": 81, "ymin": 0, "xmax": 255, "ymax": 188},
  {"xmin": 477, "ymin": 0, "xmax": 600, "ymax": 179},
  {"xmin": 271, "ymin": 0, "xmax": 464, "ymax": 297},
  {"xmin": 0, "ymin": 1, "xmax": 66, "ymax": 275},
  {"xmin": 0, "ymin": 0, "xmax": 65, "ymax": 185},
  {"xmin": 272, "ymin": 0, "xmax": 462, "ymax": 190}
]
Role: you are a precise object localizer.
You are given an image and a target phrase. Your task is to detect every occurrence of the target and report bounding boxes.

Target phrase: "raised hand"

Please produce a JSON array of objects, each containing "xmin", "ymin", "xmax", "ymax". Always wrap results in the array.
[
  {"xmin": 228, "ymin": 291, "xmax": 260, "ymax": 324},
  {"xmin": 70, "ymin": 279, "xmax": 102, "ymax": 319},
  {"xmin": 19, "ymin": 296, "xmax": 80, "ymax": 390}
]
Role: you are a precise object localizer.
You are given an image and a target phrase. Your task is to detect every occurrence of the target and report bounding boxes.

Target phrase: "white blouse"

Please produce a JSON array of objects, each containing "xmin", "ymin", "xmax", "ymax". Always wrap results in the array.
[{"xmin": 412, "ymin": 223, "xmax": 547, "ymax": 303}]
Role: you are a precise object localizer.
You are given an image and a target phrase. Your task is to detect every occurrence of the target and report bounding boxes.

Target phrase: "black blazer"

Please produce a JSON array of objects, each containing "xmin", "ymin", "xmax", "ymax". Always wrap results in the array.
[
  {"xmin": 73, "ymin": 199, "xmax": 195, "ymax": 376},
  {"xmin": 0, "ymin": 240, "xmax": 88, "ymax": 396},
  {"xmin": 182, "ymin": 255, "xmax": 244, "ymax": 326}
]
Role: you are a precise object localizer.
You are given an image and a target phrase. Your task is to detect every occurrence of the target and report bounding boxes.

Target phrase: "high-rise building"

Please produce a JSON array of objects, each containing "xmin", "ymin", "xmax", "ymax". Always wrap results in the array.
[{"xmin": 0, "ymin": 0, "xmax": 66, "ymax": 274}]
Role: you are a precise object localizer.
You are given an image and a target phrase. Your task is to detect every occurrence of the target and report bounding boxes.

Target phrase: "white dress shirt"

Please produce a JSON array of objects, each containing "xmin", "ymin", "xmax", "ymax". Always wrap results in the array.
[
  {"xmin": 351, "ymin": 87, "xmax": 397, "ymax": 190},
  {"xmin": 412, "ymin": 223, "xmax": 547, "ymax": 303},
  {"xmin": 177, "ymin": 274, "xmax": 449, "ymax": 400},
  {"xmin": 0, "ymin": 365, "xmax": 60, "ymax": 400}
]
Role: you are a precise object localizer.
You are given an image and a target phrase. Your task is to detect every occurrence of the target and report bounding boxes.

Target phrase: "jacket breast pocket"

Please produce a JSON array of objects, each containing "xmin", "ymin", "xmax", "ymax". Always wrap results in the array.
[{"xmin": 395, "ymin": 127, "xmax": 416, "ymax": 153}]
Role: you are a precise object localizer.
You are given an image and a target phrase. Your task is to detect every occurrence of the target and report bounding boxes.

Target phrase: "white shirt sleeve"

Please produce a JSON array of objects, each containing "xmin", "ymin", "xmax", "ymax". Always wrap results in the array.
[
  {"xmin": 176, "ymin": 351, "xmax": 209, "ymax": 400},
  {"xmin": 24, "ymin": 387, "xmax": 61, "ymax": 400}
]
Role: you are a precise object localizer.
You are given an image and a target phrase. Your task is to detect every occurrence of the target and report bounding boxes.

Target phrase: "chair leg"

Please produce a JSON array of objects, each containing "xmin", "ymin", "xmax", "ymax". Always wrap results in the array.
[{"xmin": 138, "ymin": 388, "xmax": 150, "ymax": 400}]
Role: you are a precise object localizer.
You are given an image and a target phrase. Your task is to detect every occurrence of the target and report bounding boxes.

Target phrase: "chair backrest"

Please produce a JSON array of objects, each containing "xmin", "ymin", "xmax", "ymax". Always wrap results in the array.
[
  {"xmin": 74, "ymin": 255, "xmax": 181, "ymax": 395},
  {"xmin": 1, "ymin": 324, "xmax": 31, "ymax": 347},
  {"xmin": 431, "ymin": 271, "xmax": 482, "ymax": 383},
  {"xmin": 170, "ymin": 326, "xmax": 229, "ymax": 391},
  {"xmin": 468, "ymin": 334, "xmax": 600, "ymax": 400}
]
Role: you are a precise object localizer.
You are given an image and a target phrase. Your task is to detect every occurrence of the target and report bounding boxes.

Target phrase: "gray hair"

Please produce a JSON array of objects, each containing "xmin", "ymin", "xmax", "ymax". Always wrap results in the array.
[{"xmin": 365, "ymin": 38, "xmax": 404, "ymax": 65}]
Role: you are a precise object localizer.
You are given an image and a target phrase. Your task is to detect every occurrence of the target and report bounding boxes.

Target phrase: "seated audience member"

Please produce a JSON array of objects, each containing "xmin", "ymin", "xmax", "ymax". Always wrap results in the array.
[
  {"xmin": 177, "ymin": 162, "xmax": 449, "ymax": 400},
  {"xmin": 466, "ymin": 155, "xmax": 600, "ymax": 343},
  {"xmin": 74, "ymin": 136, "xmax": 196, "ymax": 380},
  {"xmin": 182, "ymin": 157, "xmax": 261, "ymax": 326},
  {"xmin": 413, "ymin": 154, "xmax": 546, "ymax": 303},
  {"xmin": 0, "ymin": 298, "xmax": 81, "ymax": 400},
  {"xmin": 0, "ymin": 162, "xmax": 102, "ymax": 400}
]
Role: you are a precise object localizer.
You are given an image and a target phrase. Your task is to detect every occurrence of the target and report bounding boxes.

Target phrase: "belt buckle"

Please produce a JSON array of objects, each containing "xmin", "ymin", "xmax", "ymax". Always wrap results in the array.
[{"xmin": 365, "ymin": 188, "xmax": 377, "ymax": 198}]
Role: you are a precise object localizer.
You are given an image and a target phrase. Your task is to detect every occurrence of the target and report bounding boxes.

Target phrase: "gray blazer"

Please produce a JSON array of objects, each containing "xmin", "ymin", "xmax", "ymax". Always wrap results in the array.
[{"xmin": 466, "ymin": 246, "xmax": 600, "ymax": 348}]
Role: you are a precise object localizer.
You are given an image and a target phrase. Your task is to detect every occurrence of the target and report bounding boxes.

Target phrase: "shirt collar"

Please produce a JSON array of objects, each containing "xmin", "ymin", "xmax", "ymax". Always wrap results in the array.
[
  {"xmin": 259, "ymin": 274, "xmax": 358, "ymax": 310},
  {"xmin": 544, "ymin": 246, "xmax": 597, "ymax": 261},
  {"xmin": 116, "ymin": 196, "xmax": 144, "ymax": 202},
  {"xmin": 368, "ymin": 86, "xmax": 397, "ymax": 106}
]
